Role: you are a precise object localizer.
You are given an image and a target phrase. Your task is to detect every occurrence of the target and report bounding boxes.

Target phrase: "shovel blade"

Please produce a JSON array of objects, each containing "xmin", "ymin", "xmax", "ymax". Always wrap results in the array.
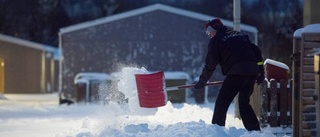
[{"xmin": 135, "ymin": 71, "xmax": 167, "ymax": 108}]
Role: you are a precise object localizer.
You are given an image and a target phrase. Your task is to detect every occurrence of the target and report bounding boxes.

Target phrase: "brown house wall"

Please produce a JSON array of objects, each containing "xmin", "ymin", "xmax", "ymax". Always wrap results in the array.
[
  {"xmin": 0, "ymin": 40, "xmax": 42, "ymax": 93},
  {"xmin": 61, "ymin": 11, "xmax": 209, "ymax": 98}
]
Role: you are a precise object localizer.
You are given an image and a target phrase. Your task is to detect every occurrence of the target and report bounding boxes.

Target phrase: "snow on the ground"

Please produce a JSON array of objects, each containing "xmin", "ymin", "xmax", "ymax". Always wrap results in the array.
[{"xmin": 0, "ymin": 67, "xmax": 291, "ymax": 137}]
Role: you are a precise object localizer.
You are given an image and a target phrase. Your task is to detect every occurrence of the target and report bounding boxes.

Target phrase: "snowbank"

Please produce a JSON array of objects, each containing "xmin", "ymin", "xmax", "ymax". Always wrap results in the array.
[{"xmin": 0, "ymin": 67, "xmax": 292, "ymax": 137}]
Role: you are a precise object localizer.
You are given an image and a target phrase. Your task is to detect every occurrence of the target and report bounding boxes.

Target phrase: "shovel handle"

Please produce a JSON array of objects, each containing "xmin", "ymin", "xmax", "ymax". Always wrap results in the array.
[{"xmin": 165, "ymin": 81, "xmax": 223, "ymax": 91}]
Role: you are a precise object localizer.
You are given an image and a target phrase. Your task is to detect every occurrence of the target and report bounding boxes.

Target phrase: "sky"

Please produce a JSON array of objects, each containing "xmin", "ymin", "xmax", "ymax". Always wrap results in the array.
[{"xmin": 0, "ymin": 67, "xmax": 292, "ymax": 137}]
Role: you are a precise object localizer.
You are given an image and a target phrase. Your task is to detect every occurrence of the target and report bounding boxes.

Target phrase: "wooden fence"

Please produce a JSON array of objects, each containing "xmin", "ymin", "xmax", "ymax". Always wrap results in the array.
[{"xmin": 258, "ymin": 79, "xmax": 292, "ymax": 128}]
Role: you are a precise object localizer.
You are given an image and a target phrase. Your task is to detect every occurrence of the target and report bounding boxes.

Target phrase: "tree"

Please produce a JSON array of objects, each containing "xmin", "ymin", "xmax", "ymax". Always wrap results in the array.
[
  {"xmin": 0, "ymin": 0, "xmax": 38, "ymax": 40},
  {"xmin": 242, "ymin": 0, "xmax": 303, "ymax": 67}
]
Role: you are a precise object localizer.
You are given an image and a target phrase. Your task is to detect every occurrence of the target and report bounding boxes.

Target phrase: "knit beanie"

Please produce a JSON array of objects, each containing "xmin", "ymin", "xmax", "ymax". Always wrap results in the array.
[{"xmin": 208, "ymin": 18, "xmax": 224, "ymax": 31}]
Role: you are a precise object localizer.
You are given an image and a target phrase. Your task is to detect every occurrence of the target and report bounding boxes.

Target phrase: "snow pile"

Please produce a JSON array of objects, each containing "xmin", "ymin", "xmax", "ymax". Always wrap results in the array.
[{"xmin": 53, "ymin": 103, "xmax": 278, "ymax": 137}]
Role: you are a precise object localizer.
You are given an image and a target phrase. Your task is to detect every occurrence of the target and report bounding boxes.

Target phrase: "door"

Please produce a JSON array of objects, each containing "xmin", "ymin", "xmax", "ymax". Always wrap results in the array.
[{"xmin": 0, "ymin": 58, "xmax": 4, "ymax": 93}]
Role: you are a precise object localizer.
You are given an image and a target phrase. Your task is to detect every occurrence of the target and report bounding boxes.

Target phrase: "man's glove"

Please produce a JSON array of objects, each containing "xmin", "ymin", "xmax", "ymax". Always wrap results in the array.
[
  {"xmin": 194, "ymin": 66, "xmax": 214, "ymax": 90},
  {"xmin": 194, "ymin": 81, "xmax": 204, "ymax": 90}
]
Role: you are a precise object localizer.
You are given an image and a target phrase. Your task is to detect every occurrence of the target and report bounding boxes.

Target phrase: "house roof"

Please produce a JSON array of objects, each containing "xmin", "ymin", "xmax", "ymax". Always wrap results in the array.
[
  {"xmin": 60, "ymin": 3, "xmax": 258, "ymax": 34},
  {"xmin": 0, "ymin": 33, "xmax": 59, "ymax": 57}
]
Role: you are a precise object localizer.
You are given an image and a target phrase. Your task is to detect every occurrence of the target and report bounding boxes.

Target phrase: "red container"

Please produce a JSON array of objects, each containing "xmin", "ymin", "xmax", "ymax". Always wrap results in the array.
[{"xmin": 264, "ymin": 59, "xmax": 290, "ymax": 82}]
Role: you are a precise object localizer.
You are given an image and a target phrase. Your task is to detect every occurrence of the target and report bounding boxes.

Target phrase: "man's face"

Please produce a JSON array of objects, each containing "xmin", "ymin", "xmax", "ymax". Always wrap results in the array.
[{"xmin": 205, "ymin": 26, "xmax": 216, "ymax": 39}]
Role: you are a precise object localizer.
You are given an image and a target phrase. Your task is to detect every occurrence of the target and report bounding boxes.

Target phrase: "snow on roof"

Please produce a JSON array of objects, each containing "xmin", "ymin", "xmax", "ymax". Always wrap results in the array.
[
  {"xmin": 0, "ymin": 33, "xmax": 58, "ymax": 53},
  {"xmin": 59, "ymin": 4, "xmax": 257, "ymax": 34},
  {"xmin": 302, "ymin": 24, "xmax": 320, "ymax": 34},
  {"xmin": 164, "ymin": 71, "xmax": 191, "ymax": 81},
  {"xmin": 264, "ymin": 59, "xmax": 289, "ymax": 70},
  {"xmin": 293, "ymin": 28, "xmax": 303, "ymax": 38}
]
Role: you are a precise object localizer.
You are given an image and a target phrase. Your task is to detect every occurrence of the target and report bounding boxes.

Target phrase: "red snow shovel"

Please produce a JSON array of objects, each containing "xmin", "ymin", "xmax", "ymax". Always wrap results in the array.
[{"xmin": 135, "ymin": 71, "xmax": 223, "ymax": 108}]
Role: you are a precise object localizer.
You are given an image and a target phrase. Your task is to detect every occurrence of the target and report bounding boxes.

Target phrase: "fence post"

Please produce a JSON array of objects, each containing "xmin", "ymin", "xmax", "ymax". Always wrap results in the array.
[
  {"xmin": 279, "ymin": 79, "xmax": 288, "ymax": 127},
  {"xmin": 269, "ymin": 79, "xmax": 278, "ymax": 127},
  {"xmin": 288, "ymin": 80, "xmax": 293, "ymax": 126},
  {"xmin": 292, "ymin": 28, "xmax": 302, "ymax": 137}
]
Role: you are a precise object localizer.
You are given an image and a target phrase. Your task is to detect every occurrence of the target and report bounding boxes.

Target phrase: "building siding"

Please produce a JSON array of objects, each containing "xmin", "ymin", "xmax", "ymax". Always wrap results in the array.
[
  {"xmin": 60, "ymin": 5, "xmax": 257, "ymax": 100},
  {"xmin": 0, "ymin": 40, "xmax": 42, "ymax": 93},
  {"xmin": 0, "ymin": 34, "xmax": 58, "ymax": 94}
]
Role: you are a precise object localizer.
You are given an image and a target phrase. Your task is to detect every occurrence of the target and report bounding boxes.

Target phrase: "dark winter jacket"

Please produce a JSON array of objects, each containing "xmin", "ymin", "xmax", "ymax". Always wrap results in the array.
[{"xmin": 197, "ymin": 26, "xmax": 263, "ymax": 87}]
